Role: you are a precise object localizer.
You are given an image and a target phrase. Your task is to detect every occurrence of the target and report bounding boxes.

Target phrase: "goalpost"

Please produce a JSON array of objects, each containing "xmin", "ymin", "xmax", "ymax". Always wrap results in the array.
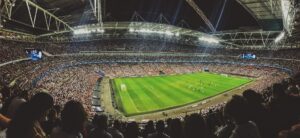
[{"xmin": 120, "ymin": 84, "xmax": 127, "ymax": 91}]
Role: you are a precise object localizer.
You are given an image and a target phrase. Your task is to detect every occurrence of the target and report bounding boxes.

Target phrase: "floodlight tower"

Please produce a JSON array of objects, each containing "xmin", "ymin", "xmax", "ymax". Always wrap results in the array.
[
  {"xmin": 89, "ymin": 0, "xmax": 103, "ymax": 27},
  {"xmin": 97, "ymin": 0, "xmax": 103, "ymax": 27},
  {"xmin": 185, "ymin": 0, "xmax": 216, "ymax": 33}
]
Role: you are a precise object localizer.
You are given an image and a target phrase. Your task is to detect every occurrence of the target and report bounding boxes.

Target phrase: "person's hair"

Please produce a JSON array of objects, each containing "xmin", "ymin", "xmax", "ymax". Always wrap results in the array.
[
  {"xmin": 170, "ymin": 118, "xmax": 183, "ymax": 138},
  {"xmin": 272, "ymin": 83, "xmax": 286, "ymax": 97},
  {"xmin": 156, "ymin": 120, "xmax": 165, "ymax": 133},
  {"xmin": 125, "ymin": 122, "xmax": 140, "ymax": 138},
  {"xmin": 93, "ymin": 114, "xmax": 108, "ymax": 130},
  {"xmin": 145, "ymin": 120, "xmax": 155, "ymax": 133},
  {"xmin": 29, "ymin": 92, "xmax": 54, "ymax": 120},
  {"xmin": 184, "ymin": 113, "xmax": 208, "ymax": 138},
  {"xmin": 224, "ymin": 95, "xmax": 250, "ymax": 124},
  {"xmin": 242, "ymin": 89, "xmax": 263, "ymax": 103},
  {"xmin": 61, "ymin": 100, "xmax": 87, "ymax": 134},
  {"xmin": 7, "ymin": 92, "xmax": 54, "ymax": 138}
]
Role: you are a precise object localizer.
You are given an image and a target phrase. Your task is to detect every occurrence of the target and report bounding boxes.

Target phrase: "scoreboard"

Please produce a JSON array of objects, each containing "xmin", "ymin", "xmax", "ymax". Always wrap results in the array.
[
  {"xmin": 25, "ymin": 49, "xmax": 42, "ymax": 61},
  {"xmin": 241, "ymin": 53, "xmax": 256, "ymax": 60}
]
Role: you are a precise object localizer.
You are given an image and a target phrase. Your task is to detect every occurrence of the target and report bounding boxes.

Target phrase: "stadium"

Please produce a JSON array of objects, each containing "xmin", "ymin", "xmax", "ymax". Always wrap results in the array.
[{"xmin": 0, "ymin": 0, "xmax": 300, "ymax": 138}]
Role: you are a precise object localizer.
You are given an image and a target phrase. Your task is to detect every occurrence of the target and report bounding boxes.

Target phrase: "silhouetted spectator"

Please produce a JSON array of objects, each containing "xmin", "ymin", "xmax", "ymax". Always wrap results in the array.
[
  {"xmin": 7, "ymin": 92, "xmax": 54, "ymax": 138},
  {"xmin": 88, "ymin": 114, "xmax": 112, "ymax": 138},
  {"xmin": 268, "ymin": 83, "xmax": 300, "ymax": 137},
  {"xmin": 243, "ymin": 89, "xmax": 270, "ymax": 138},
  {"xmin": 50, "ymin": 100, "xmax": 87, "ymax": 138},
  {"xmin": 169, "ymin": 118, "xmax": 183, "ymax": 138},
  {"xmin": 108, "ymin": 120, "xmax": 124, "ymax": 138},
  {"xmin": 142, "ymin": 121, "xmax": 155, "ymax": 138},
  {"xmin": 147, "ymin": 120, "xmax": 170, "ymax": 138},
  {"xmin": 184, "ymin": 113, "xmax": 208, "ymax": 138},
  {"xmin": 7, "ymin": 90, "xmax": 28, "ymax": 118},
  {"xmin": 41, "ymin": 108, "xmax": 60, "ymax": 135},
  {"xmin": 125, "ymin": 122, "xmax": 141, "ymax": 138},
  {"xmin": 224, "ymin": 95, "xmax": 261, "ymax": 138},
  {"xmin": 215, "ymin": 118, "xmax": 235, "ymax": 138}
]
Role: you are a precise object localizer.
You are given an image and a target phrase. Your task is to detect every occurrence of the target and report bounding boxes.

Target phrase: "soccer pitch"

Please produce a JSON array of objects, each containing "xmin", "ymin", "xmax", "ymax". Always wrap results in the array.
[{"xmin": 112, "ymin": 72, "xmax": 252, "ymax": 116}]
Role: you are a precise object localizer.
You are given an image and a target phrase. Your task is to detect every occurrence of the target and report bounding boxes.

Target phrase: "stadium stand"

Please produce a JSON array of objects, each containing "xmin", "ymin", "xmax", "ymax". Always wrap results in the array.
[
  {"xmin": 0, "ymin": 38, "xmax": 300, "ymax": 137},
  {"xmin": 1, "ymin": 0, "xmax": 300, "ymax": 137}
]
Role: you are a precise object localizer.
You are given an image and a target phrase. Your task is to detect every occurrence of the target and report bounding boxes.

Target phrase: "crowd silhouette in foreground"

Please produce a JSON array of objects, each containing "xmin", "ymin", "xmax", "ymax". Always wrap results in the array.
[{"xmin": 0, "ymin": 72, "xmax": 299, "ymax": 138}]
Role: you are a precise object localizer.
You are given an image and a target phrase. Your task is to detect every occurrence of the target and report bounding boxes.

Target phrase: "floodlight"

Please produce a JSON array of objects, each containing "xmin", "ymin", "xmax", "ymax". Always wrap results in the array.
[
  {"xmin": 274, "ymin": 32, "xmax": 285, "ymax": 43},
  {"xmin": 165, "ymin": 30, "xmax": 173, "ymax": 36},
  {"xmin": 73, "ymin": 28, "xmax": 90, "ymax": 35},
  {"xmin": 129, "ymin": 28, "xmax": 135, "ymax": 32},
  {"xmin": 96, "ymin": 28, "xmax": 105, "ymax": 33},
  {"xmin": 199, "ymin": 36, "xmax": 219, "ymax": 44}
]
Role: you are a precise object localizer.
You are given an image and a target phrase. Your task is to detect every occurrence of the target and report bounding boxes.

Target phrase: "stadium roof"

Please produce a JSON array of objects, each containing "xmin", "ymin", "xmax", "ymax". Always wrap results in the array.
[
  {"xmin": 236, "ymin": 0, "xmax": 283, "ymax": 30},
  {"xmin": 1, "ymin": 0, "xmax": 263, "ymax": 35},
  {"xmin": 1, "ymin": 0, "xmax": 299, "ymax": 49}
]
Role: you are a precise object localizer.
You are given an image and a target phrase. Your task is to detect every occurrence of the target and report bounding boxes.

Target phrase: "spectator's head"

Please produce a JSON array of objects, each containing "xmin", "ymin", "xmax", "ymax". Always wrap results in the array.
[
  {"xmin": 224, "ymin": 95, "xmax": 249, "ymax": 125},
  {"xmin": 145, "ymin": 120, "xmax": 155, "ymax": 133},
  {"xmin": 126, "ymin": 122, "xmax": 140, "ymax": 138},
  {"xmin": 272, "ymin": 83, "xmax": 286, "ymax": 98},
  {"xmin": 243, "ymin": 89, "xmax": 263, "ymax": 104},
  {"xmin": 170, "ymin": 118, "xmax": 183, "ymax": 138},
  {"xmin": 156, "ymin": 120, "xmax": 165, "ymax": 133},
  {"xmin": 184, "ymin": 113, "xmax": 208, "ymax": 138},
  {"xmin": 7, "ymin": 92, "xmax": 53, "ymax": 138},
  {"xmin": 93, "ymin": 114, "xmax": 108, "ymax": 130},
  {"xmin": 29, "ymin": 92, "xmax": 54, "ymax": 121},
  {"xmin": 61, "ymin": 100, "xmax": 87, "ymax": 134}
]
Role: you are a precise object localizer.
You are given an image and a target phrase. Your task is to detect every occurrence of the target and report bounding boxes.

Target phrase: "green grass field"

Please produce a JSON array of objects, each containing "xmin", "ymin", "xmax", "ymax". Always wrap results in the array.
[{"xmin": 112, "ymin": 72, "xmax": 252, "ymax": 116}]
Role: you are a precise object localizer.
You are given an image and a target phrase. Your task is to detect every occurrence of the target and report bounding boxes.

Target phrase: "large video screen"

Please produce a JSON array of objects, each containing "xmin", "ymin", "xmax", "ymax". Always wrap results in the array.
[
  {"xmin": 241, "ymin": 53, "xmax": 256, "ymax": 60},
  {"xmin": 25, "ymin": 49, "xmax": 42, "ymax": 61}
]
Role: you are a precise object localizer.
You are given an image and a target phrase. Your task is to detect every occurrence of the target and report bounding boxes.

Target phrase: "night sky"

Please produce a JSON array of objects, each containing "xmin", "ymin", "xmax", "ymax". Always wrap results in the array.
[
  {"xmin": 4, "ymin": 0, "xmax": 260, "ymax": 33},
  {"xmin": 105, "ymin": 0, "xmax": 259, "ymax": 31}
]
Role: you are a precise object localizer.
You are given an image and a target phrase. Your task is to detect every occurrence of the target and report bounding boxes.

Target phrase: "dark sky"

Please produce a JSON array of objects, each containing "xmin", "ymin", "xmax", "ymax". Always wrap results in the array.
[
  {"xmin": 105, "ymin": 0, "xmax": 259, "ymax": 31},
  {"xmin": 4, "ymin": 0, "xmax": 260, "ymax": 34}
]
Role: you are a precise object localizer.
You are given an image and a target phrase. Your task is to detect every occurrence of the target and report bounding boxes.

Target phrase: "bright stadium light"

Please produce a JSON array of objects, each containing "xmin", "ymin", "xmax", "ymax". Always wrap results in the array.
[
  {"xmin": 274, "ymin": 32, "xmax": 285, "ymax": 43},
  {"xmin": 165, "ymin": 30, "xmax": 174, "ymax": 36},
  {"xmin": 73, "ymin": 27, "xmax": 105, "ymax": 35},
  {"xmin": 130, "ymin": 28, "xmax": 181, "ymax": 37},
  {"xmin": 199, "ymin": 36, "xmax": 219, "ymax": 44},
  {"xmin": 96, "ymin": 28, "xmax": 105, "ymax": 33},
  {"xmin": 129, "ymin": 28, "xmax": 135, "ymax": 32},
  {"xmin": 73, "ymin": 28, "xmax": 90, "ymax": 35}
]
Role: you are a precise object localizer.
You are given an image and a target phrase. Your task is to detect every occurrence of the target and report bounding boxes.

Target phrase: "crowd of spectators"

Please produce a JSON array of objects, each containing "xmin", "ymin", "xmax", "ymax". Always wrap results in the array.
[
  {"xmin": 0, "ymin": 72, "xmax": 299, "ymax": 138},
  {"xmin": 23, "ymin": 62, "xmax": 286, "ymax": 118},
  {"xmin": 0, "ymin": 38, "xmax": 300, "ymax": 138},
  {"xmin": 2, "ymin": 38, "xmax": 300, "ymax": 64}
]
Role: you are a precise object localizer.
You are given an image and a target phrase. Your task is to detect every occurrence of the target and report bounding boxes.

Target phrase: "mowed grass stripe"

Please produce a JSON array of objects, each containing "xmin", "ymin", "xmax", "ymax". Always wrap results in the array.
[
  {"xmin": 145, "ymin": 77, "xmax": 193, "ymax": 104},
  {"xmin": 113, "ymin": 79, "xmax": 138, "ymax": 113},
  {"xmin": 142, "ymin": 77, "xmax": 181, "ymax": 106},
  {"xmin": 131, "ymin": 78, "xmax": 167, "ymax": 110},
  {"xmin": 122, "ymin": 79, "xmax": 155, "ymax": 112},
  {"xmin": 155, "ymin": 76, "xmax": 204, "ymax": 100},
  {"xmin": 167, "ymin": 73, "xmax": 228, "ymax": 99},
  {"xmin": 113, "ymin": 72, "xmax": 252, "ymax": 116}
]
